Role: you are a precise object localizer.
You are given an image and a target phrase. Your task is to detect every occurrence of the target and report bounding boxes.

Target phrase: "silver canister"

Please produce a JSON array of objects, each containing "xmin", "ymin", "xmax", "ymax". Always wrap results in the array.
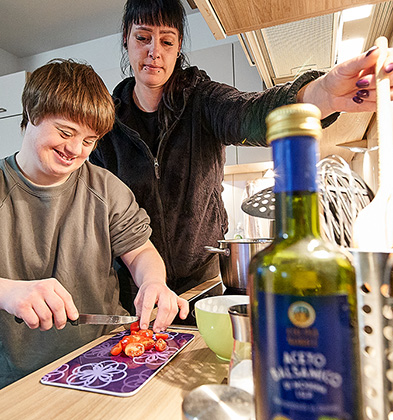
[
  {"xmin": 182, "ymin": 384, "xmax": 255, "ymax": 420},
  {"xmin": 228, "ymin": 304, "xmax": 253, "ymax": 395},
  {"xmin": 351, "ymin": 250, "xmax": 393, "ymax": 420}
]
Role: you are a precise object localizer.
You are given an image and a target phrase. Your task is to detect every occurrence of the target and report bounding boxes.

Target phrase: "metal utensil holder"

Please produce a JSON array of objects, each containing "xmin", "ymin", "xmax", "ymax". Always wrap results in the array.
[{"xmin": 351, "ymin": 250, "xmax": 393, "ymax": 420}]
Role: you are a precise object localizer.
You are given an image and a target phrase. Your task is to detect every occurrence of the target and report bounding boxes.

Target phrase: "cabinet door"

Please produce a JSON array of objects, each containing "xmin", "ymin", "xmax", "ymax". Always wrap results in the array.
[
  {"xmin": 0, "ymin": 115, "xmax": 24, "ymax": 158},
  {"xmin": 0, "ymin": 71, "xmax": 26, "ymax": 118}
]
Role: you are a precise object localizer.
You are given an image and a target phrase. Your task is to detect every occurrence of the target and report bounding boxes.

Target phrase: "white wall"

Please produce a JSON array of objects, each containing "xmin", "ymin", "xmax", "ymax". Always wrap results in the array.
[{"xmin": 0, "ymin": 48, "xmax": 20, "ymax": 76}]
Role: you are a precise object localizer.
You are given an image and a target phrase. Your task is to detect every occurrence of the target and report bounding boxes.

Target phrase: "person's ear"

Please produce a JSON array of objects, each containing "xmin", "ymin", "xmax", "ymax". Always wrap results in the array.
[
  {"xmin": 177, "ymin": 37, "xmax": 182, "ymax": 58},
  {"xmin": 123, "ymin": 30, "xmax": 128, "ymax": 50}
]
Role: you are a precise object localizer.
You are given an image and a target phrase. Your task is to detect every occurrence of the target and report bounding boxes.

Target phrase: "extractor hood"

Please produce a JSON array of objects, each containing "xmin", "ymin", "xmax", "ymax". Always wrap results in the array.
[
  {"xmin": 238, "ymin": 13, "xmax": 339, "ymax": 88},
  {"xmin": 237, "ymin": 2, "xmax": 393, "ymax": 88},
  {"xmin": 193, "ymin": 0, "xmax": 393, "ymax": 89}
]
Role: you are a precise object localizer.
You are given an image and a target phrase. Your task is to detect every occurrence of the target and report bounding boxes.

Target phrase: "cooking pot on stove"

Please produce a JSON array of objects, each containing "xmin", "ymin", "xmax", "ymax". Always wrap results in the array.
[{"xmin": 205, "ymin": 238, "xmax": 272, "ymax": 291}]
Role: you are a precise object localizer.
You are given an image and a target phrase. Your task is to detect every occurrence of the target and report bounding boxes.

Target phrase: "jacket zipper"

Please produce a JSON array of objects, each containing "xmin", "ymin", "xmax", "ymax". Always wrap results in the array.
[{"xmin": 154, "ymin": 158, "xmax": 160, "ymax": 180}]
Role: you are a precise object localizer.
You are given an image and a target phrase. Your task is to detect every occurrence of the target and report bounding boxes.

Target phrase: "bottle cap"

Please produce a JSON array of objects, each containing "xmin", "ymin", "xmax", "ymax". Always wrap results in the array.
[{"xmin": 266, "ymin": 103, "xmax": 322, "ymax": 144}]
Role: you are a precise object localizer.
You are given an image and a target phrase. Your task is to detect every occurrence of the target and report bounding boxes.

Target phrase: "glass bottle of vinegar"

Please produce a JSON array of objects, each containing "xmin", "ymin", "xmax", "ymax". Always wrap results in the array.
[{"xmin": 249, "ymin": 104, "xmax": 360, "ymax": 420}]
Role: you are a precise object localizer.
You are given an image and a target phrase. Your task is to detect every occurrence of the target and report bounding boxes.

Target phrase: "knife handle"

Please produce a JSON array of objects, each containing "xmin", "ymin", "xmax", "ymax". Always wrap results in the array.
[{"xmin": 14, "ymin": 316, "xmax": 79, "ymax": 326}]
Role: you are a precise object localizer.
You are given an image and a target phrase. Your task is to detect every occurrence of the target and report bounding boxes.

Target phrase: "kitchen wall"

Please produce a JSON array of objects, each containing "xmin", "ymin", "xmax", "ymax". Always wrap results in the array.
[{"xmin": 0, "ymin": 48, "xmax": 19, "ymax": 76}]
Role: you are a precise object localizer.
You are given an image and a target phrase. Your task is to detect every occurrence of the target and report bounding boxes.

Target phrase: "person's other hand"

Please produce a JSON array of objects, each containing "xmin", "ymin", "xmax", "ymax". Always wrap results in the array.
[
  {"xmin": 302, "ymin": 45, "xmax": 393, "ymax": 118},
  {"xmin": 0, "ymin": 277, "xmax": 79, "ymax": 331},
  {"xmin": 134, "ymin": 281, "xmax": 189, "ymax": 332}
]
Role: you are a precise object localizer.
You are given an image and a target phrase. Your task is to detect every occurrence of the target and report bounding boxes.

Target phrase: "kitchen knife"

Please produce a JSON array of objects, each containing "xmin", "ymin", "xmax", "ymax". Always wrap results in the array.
[{"xmin": 15, "ymin": 313, "xmax": 139, "ymax": 326}]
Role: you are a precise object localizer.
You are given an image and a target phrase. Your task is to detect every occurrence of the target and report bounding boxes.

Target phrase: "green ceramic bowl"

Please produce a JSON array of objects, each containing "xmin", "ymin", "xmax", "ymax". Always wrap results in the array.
[{"xmin": 195, "ymin": 295, "xmax": 249, "ymax": 361}]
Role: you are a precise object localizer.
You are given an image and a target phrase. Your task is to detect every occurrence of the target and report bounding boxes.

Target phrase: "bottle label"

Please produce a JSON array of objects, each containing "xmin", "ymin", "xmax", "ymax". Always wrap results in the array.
[{"xmin": 256, "ymin": 292, "xmax": 355, "ymax": 420}]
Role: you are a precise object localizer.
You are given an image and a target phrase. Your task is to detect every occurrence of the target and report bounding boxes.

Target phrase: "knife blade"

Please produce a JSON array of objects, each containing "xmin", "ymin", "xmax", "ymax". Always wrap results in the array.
[
  {"xmin": 74, "ymin": 314, "xmax": 139, "ymax": 326},
  {"xmin": 15, "ymin": 313, "xmax": 139, "ymax": 326}
]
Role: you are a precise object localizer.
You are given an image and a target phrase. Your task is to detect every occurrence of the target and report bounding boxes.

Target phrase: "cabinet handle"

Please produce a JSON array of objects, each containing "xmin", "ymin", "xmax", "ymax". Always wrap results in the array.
[{"xmin": 0, "ymin": 107, "xmax": 7, "ymax": 113}]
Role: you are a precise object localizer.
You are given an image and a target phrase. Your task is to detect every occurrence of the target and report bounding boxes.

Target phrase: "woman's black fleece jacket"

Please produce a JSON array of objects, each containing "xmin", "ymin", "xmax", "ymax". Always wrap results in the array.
[{"xmin": 90, "ymin": 66, "xmax": 339, "ymax": 294}]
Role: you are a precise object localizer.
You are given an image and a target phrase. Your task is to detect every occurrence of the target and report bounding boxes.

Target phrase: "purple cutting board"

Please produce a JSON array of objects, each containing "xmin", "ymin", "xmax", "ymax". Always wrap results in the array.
[{"xmin": 40, "ymin": 330, "xmax": 194, "ymax": 397}]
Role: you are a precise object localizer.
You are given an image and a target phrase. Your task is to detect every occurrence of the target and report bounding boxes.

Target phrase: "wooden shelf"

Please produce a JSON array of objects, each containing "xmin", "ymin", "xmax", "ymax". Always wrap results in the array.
[{"xmin": 224, "ymin": 161, "xmax": 273, "ymax": 175}]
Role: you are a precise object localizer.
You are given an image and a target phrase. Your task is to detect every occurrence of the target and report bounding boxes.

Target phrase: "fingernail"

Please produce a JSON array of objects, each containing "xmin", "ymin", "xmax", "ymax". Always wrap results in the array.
[
  {"xmin": 353, "ymin": 96, "xmax": 363, "ymax": 104},
  {"xmin": 356, "ymin": 79, "xmax": 369, "ymax": 88},
  {"xmin": 366, "ymin": 46, "xmax": 378, "ymax": 57},
  {"xmin": 386, "ymin": 63, "xmax": 393, "ymax": 73},
  {"xmin": 356, "ymin": 89, "xmax": 369, "ymax": 98}
]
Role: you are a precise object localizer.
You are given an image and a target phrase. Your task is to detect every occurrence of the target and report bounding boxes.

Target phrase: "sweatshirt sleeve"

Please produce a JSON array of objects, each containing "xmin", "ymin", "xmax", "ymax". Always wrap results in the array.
[
  {"xmin": 86, "ymin": 163, "xmax": 152, "ymax": 258},
  {"xmin": 199, "ymin": 70, "xmax": 340, "ymax": 147},
  {"xmin": 108, "ymin": 180, "xmax": 152, "ymax": 258}
]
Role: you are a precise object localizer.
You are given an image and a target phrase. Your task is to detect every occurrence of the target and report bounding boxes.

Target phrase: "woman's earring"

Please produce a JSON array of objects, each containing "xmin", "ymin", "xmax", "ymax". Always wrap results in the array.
[
  {"xmin": 123, "ymin": 42, "xmax": 127, "ymax": 49},
  {"xmin": 177, "ymin": 51, "xmax": 181, "ymax": 58}
]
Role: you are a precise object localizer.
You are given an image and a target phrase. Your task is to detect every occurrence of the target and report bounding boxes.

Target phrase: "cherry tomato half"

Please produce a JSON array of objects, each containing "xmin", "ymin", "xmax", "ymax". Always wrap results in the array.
[
  {"xmin": 130, "ymin": 321, "xmax": 140, "ymax": 332},
  {"xmin": 120, "ymin": 335, "xmax": 142, "ymax": 349},
  {"xmin": 124, "ymin": 342, "xmax": 145, "ymax": 357},
  {"xmin": 136, "ymin": 329, "xmax": 154, "ymax": 338},
  {"xmin": 110, "ymin": 342, "xmax": 123, "ymax": 356},
  {"xmin": 155, "ymin": 338, "xmax": 167, "ymax": 352},
  {"xmin": 140, "ymin": 338, "xmax": 155, "ymax": 351},
  {"xmin": 120, "ymin": 335, "xmax": 132, "ymax": 349},
  {"xmin": 155, "ymin": 333, "xmax": 169, "ymax": 340}
]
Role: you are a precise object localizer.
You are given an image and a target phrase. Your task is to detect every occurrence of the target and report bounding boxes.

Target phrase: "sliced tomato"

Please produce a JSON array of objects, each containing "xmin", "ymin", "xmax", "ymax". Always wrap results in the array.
[
  {"xmin": 129, "ymin": 321, "xmax": 140, "ymax": 332},
  {"xmin": 124, "ymin": 342, "xmax": 145, "ymax": 357},
  {"xmin": 154, "ymin": 338, "xmax": 167, "ymax": 352},
  {"xmin": 120, "ymin": 335, "xmax": 132, "ymax": 349},
  {"xmin": 110, "ymin": 342, "xmax": 123, "ymax": 356},
  {"xmin": 140, "ymin": 338, "xmax": 155, "ymax": 351},
  {"xmin": 155, "ymin": 333, "xmax": 169, "ymax": 340},
  {"xmin": 120, "ymin": 335, "xmax": 138, "ymax": 348},
  {"xmin": 136, "ymin": 329, "xmax": 154, "ymax": 338}
]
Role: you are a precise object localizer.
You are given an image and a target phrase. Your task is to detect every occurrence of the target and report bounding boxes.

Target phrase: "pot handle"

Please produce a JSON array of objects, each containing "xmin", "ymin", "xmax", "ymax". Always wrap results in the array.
[{"xmin": 204, "ymin": 246, "xmax": 230, "ymax": 256}]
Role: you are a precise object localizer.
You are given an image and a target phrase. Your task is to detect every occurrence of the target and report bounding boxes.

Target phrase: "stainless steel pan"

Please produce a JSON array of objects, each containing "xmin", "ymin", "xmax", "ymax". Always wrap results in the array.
[{"xmin": 205, "ymin": 238, "xmax": 272, "ymax": 291}]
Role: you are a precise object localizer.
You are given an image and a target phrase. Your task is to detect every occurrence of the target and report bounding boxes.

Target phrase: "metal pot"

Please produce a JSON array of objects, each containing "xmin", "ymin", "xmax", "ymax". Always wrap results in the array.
[{"xmin": 205, "ymin": 238, "xmax": 272, "ymax": 291}]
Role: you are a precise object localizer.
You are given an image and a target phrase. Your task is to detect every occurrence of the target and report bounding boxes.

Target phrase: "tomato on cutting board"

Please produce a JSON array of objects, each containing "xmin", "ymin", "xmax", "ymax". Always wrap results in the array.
[
  {"xmin": 155, "ymin": 338, "xmax": 167, "ymax": 352},
  {"xmin": 130, "ymin": 321, "xmax": 140, "ymax": 332},
  {"xmin": 140, "ymin": 338, "xmax": 155, "ymax": 351},
  {"xmin": 120, "ymin": 334, "xmax": 142, "ymax": 349},
  {"xmin": 110, "ymin": 342, "xmax": 123, "ymax": 356},
  {"xmin": 132, "ymin": 329, "xmax": 154, "ymax": 338},
  {"xmin": 124, "ymin": 342, "xmax": 145, "ymax": 357},
  {"xmin": 110, "ymin": 327, "xmax": 169, "ymax": 358},
  {"xmin": 155, "ymin": 333, "xmax": 169, "ymax": 340}
]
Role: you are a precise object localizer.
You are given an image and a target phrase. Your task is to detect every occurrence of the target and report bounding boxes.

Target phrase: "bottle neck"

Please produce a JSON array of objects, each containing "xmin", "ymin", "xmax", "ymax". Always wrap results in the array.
[
  {"xmin": 272, "ymin": 136, "xmax": 321, "ymax": 240},
  {"xmin": 275, "ymin": 191, "xmax": 321, "ymax": 239}
]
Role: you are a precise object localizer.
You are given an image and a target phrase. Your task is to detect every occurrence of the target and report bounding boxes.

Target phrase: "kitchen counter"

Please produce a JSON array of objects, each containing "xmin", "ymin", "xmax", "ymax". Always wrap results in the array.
[{"xmin": 0, "ymin": 278, "xmax": 229, "ymax": 420}]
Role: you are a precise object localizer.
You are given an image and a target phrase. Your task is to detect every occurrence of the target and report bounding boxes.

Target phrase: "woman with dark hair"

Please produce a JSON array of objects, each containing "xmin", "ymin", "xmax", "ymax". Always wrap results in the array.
[{"xmin": 90, "ymin": 0, "xmax": 393, "ymax": 306}]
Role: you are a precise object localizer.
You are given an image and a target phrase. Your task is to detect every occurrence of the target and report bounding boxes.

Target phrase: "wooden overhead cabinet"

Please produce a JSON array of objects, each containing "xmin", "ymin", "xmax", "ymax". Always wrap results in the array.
[{"xmin": 193, "ymin": 0, "xmax": 386, "ymax": 38}]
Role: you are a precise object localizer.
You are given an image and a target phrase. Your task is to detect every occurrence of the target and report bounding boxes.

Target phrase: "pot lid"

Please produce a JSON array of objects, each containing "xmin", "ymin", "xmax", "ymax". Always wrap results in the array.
[{"xmin": 241, "ymin": 187, "xmax": 275, "ymax": 219}]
